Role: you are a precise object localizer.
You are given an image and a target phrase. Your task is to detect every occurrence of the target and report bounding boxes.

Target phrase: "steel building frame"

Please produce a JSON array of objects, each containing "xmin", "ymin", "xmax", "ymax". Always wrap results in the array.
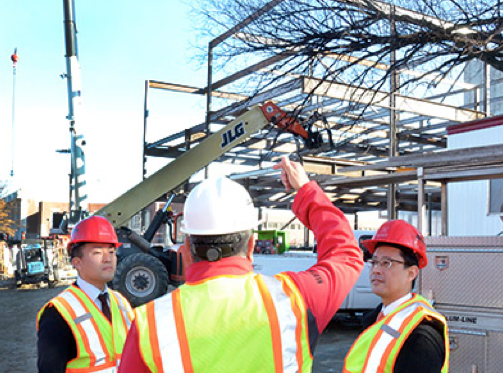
[{"xmin": 141, "ymin": 0, "xmax": 502, "ymax": 227}]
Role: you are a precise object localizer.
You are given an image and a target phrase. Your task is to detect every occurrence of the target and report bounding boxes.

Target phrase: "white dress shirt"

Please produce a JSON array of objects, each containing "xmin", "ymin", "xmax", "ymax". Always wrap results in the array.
[
  {"xmin": 76, "ymin": 276, "xmax": 110, "ymax": 312},
  {"xmin": 381, "ymin": 293, "xmax": 412, "ymax": 316}
]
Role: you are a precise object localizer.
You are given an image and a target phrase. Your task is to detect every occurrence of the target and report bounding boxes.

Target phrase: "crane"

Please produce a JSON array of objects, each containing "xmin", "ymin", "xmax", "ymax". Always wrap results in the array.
[{"xmin": 61, "ymin": 0, "xmax": 88, "ymax": 229}]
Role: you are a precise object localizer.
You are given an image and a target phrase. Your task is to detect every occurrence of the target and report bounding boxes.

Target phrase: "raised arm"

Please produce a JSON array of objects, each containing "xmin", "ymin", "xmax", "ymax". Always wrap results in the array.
[{"xmin": 274, "ymin": 156, "xmax": 364, "ymax": 333}]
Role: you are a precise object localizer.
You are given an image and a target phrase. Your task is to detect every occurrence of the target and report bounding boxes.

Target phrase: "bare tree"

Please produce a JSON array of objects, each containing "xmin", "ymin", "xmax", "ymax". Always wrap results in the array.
[
  {"xmin": 190, "ymin": 0, "xmax": 502, "ymax": 107},
  {"xmin": 0, "ymin": 183, "xmax": 18, "ymax": 239}
]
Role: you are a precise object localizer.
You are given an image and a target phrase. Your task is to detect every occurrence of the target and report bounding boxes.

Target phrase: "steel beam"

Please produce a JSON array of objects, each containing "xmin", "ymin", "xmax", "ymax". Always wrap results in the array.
[{"xmin": 303, "ymin": 77, "xmax": 485, "ymax": 122}]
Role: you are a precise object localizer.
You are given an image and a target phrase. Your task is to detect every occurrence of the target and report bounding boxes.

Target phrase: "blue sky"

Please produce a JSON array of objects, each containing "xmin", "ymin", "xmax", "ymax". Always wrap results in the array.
[{"xmin": 0, "ymin": 0, "xmax": 208, "ymax": 202}]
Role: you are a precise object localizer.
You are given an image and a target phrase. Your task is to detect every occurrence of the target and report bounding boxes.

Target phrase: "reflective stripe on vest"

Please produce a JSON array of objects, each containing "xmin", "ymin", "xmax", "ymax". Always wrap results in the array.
[
  {"xmin": 343, "ymin": 294, "xmax": 449, "ymax": 373},
  {"xmin": 274, "ymin": 272, "xmax": 313, "ymax": 372},
  {"xmin": 109, "ymin": 290, "xmax": 135, "ymax": 362},
  {"xmin": 37, "ymin": 286, "xmax": 133, "ymax": 373},
  {"xmin": 136, "ymin": 273, "xmax": 313, "ymax": 373},
  {"xmin": 113, "ymin": 291, "xmax": 135, "ymax": 332}
]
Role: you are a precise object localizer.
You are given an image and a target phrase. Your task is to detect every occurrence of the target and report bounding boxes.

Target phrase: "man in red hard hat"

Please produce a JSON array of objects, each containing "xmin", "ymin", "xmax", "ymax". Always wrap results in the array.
[
  {"xmin": 343, "ymin": 220, "xmax": 449, "ymax": 373},
  {"xmin": 37, "ymin": 215, "xmax": 134, "ymax": 373}
]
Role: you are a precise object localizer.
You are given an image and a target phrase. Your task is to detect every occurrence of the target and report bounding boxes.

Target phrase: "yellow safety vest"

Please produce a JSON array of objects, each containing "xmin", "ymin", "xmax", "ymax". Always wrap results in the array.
[
  {"xmin": 37, "ymin": 285, "xmax": 134, "ymax": 373},
  {"xmin": 135, "ymin": 272, "xmax": 314, "ymax": 373},
  {"xmin": 343, "ymin": 294, "xmax": 449, "ymax": 373}
]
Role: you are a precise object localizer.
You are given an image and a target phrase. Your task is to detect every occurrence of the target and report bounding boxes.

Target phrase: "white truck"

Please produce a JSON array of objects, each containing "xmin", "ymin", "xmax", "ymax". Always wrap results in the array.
[{"xmin": 253, "ymin": 230, "xmax": 380, "ymax": 314}]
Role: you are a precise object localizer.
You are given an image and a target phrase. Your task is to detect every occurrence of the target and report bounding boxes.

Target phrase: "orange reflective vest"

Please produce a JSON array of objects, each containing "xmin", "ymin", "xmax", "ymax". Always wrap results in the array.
[
  {"xmin": 343, "ymin": 294, "xmax": 449, "ymax": 373},
  {"xmin": 37, "ymin": 285, "xmax": 134, "ymax": 373},
  {"xmin": 135, "ymin": 272, "xmax": 314, "ymax": 373}
]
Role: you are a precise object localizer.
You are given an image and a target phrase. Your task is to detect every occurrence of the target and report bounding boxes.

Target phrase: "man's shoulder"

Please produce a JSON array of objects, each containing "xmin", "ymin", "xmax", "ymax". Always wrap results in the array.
[
  {"xmin": 403, "ymin": 319, "xmax": 446, "ymax": 358},
  {"xmin": 362, "ymin": 304, "xmax": 382, "ymax": 329},
  {"xmin": 38, "ymin": 303, "xmax": 68, "ymax": 328},
  {"xmin": 39, "ymin": 287, "xmax": 72, "ymax": 311},
  {"xmin": 394, "ymin": 319, "xmax": 446, "ymax": 373},
  {"xmin": 412, "ymin": 319, "xmax": 445, "ymax": 342}
]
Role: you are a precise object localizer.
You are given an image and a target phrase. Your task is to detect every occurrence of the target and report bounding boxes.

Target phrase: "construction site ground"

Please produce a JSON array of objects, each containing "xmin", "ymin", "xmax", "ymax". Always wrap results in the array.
[{"xmin": 0, "ymin": 284, "xmax": 361, "ymax": 373}]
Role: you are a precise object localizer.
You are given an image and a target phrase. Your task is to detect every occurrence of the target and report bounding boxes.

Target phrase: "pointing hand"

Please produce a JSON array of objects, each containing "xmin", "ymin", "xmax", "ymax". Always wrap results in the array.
[{"xmin": 273, "ymin": 157, "xmax": 310, "ymax": 192}]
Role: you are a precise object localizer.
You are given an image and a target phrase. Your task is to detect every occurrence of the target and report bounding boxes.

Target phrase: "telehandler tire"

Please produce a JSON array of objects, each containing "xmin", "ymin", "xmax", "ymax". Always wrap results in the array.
[{"xmin": 113, "ymin": 253, "xmax": 169, "ymax": 307}]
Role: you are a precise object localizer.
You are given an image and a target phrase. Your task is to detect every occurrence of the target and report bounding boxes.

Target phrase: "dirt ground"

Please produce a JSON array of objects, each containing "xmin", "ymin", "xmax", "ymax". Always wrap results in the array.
[{"xmin": 0, "ymin": 284, "xmax": 361, "ymax": 373}]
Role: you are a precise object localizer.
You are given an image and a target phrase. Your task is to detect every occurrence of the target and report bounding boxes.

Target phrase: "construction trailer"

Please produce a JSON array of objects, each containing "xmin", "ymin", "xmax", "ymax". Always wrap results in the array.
[
  {"xmin": 446, "ymin": 114, "xmax": 503, "ymax": 236},
  {"xmin": 416, "ymin": 116, "xmax": 503, "ymax": 373}
]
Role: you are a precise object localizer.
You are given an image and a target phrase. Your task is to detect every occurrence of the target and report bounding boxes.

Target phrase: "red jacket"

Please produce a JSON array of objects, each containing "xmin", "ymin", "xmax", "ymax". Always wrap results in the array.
[{"xmin": 119, "ymin": 181, "xmax": 363, "ymax": 372}]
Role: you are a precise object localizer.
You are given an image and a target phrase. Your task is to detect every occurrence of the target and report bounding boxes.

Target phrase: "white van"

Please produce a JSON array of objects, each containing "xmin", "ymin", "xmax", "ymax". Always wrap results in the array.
[{"xmin": 253, "ymin": 230, "xmax": 380, "ymax": 314}]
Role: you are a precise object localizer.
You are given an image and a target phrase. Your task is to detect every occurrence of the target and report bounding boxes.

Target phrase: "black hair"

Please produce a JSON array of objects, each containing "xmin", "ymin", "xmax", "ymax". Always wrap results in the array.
[
  {"xmin": 190, "ymin": 230, "xmax": 252, "ymax": 262},
  {"xmin": 70, "ymin": 243, "xmax": 85, "ymax": 259}
]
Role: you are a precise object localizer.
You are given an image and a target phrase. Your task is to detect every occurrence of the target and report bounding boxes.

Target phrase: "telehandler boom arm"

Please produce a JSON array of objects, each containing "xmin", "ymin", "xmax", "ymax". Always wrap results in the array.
[{"xmin": 95, "ymin": 103, "xmax": 307, "ymax": 228}]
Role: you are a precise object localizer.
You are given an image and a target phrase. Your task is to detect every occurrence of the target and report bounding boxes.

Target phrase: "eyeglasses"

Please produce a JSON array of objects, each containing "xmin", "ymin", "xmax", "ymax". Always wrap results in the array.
[{"xmin": 369, "ymin": 258, "xmax": 405, "ymax": 270}]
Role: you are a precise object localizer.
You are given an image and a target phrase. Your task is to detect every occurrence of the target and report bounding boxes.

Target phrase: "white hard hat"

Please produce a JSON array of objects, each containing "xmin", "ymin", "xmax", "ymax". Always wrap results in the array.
[{"xmin": 181, "ymin": 177, "xmax": 258, "ymax": 235}]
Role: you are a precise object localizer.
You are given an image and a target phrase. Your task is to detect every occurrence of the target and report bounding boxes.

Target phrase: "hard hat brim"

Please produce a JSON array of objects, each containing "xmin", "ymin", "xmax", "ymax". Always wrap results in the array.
[
  {"xmin": 361, "ymin": 238, "xmax": 427, "ymax": 269},
  {"xmin": 67, "ymin": 240, "xmax": 121, "ymax": 251},
  {"xmin": 180, "ymin": 220, "xmax": 259, "ymax": 235}
]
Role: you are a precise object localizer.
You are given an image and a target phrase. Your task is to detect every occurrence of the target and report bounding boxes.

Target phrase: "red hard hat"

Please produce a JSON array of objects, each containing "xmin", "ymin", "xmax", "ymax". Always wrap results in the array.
[
  {"xmin": 361, "ymin": 220, "xmax": 427, "ymax": 269},
  {"xmin": 67, "ymin": 215, "xmax": 120, "ymax": 251}
]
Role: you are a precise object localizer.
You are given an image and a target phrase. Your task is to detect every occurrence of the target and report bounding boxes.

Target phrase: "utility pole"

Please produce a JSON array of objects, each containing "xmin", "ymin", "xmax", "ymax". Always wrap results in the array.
[
  {"xmin": 62, "ymin": 0, "xmax": 88, "ymax": 227},
  {"xmin": 10, "ymin": 49, "xmax": 18, "ymax": 178}
]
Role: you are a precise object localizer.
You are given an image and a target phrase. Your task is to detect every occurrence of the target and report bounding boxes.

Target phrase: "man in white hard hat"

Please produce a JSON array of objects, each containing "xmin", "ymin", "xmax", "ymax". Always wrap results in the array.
[{"xmin": 119, "ymin": 157, "xmax": 364, "ymax": 373}]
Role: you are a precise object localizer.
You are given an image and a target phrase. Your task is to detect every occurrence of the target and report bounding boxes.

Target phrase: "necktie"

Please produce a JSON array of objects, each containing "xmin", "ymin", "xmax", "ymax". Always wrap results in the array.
[
  {"xmin": 98, "ymin": 293, "xmax": 112, "ymax": 322},
  {"xmin": 376, "ymin": 310, "xmax": 385, "ymax": 322}
]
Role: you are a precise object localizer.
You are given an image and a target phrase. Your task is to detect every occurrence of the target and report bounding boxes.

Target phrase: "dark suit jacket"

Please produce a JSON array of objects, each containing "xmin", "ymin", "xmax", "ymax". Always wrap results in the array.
[
  {"xmin": 362, "ymin": 304, "xmax": 446, "ymax": 373},
  {"xmin": 37, "ymin": 305, "xmax": 78, "ymax": 373}
]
